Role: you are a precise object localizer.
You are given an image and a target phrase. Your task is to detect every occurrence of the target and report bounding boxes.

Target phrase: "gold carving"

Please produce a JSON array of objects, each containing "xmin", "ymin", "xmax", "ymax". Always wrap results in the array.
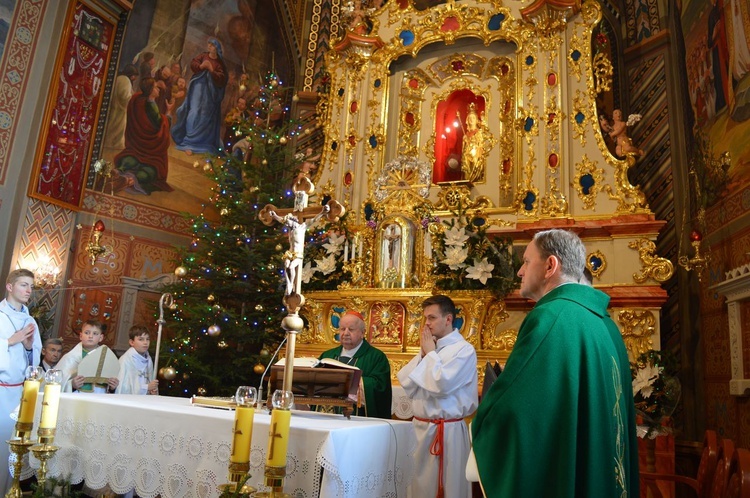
[
  {"xmin": 483, "ymin": 327, "xmax": 517, "ymax": 352},
  {"xmin": 370, "ymin": 301, "xmax": 404, "ymax": 344},
  {"xmin": 603, "ymin": 155, "xmax": 650, "ymax": 213},
  {"xmin": 299, "ymin": 299, "xmax": 330, "ymax": 344},
  {"xmin": 629, "ymin": 239, "xmax": 675, "ymax": 283},
  {"xmin": 586, "ymin": 250, "xmax": 607, "ymax": 279},
  {"xmin": 572, "ymin": 155, "xmax": 604, "ymax": 210},
  {"xmin": 592, "ymin": 52, "xmax": 613, "ymax": 94},
  {"xmin": 617, "ymin": 309, "xmax": 655, "ymax": 360}
]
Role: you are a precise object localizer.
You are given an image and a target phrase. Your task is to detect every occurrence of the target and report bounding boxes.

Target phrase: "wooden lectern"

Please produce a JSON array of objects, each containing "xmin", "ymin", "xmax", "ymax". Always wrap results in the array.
[{"xmin": 268, "ymin": 365, "xmax": 359, "ymax": 418}]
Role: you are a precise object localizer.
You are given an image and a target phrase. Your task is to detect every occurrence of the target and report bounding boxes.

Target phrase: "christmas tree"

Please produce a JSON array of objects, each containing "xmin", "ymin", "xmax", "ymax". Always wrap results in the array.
[{"xmin": 157, "ymin": 70, "xmax": 303, "ymax": 397}]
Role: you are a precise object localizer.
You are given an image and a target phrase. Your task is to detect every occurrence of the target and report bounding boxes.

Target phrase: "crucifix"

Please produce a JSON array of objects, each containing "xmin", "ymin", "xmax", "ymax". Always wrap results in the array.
[{"xmin": 258, "ymin": 199, "xmax": 345, "ymax": 395}]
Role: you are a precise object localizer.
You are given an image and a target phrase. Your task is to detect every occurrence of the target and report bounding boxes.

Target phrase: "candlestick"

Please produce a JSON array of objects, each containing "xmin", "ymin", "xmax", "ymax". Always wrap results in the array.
[
  {"xmin": 255, "ymin": 390, "xmax": 294, "ymax": 498},
  {"xmin": 38, "ymin": 369, "xmax": 62, "ymax": 445}
]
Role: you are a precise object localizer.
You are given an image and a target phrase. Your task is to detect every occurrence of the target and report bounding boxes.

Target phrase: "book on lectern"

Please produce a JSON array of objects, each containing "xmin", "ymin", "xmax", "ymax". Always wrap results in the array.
[{"xmin": 273, "ymin": 357, "xmax": 361, "ymax": 402}]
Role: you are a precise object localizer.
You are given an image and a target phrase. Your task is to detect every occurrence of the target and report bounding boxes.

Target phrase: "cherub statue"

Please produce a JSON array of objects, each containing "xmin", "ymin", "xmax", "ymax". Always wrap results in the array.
[
  {"xmin": 269, "ymin": 205, "xmax": 331, "ymax": 296},
  {"xmin": 600, "ymin": 109, "xmax": 644, "ymax": 156}
]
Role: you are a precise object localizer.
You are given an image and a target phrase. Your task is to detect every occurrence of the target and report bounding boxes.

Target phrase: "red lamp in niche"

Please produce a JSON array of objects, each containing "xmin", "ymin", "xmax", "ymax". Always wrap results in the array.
[{"xmin": 85, "ymin": 219, "xmax": 110, "ymax": 265}]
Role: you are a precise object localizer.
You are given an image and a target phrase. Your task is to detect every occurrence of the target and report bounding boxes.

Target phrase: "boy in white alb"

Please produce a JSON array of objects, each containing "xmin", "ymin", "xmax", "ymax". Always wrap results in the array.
[
  {"xmin": 116, "ymin": 325, "xmax": 158, "ymax": 395},
  {"xmin": 57, "ymin": 319, "xmax": 119, "ymax": 393},
  {"xmin": 0, "ymin": 269, "xmax": 42, "ymax": 494}
]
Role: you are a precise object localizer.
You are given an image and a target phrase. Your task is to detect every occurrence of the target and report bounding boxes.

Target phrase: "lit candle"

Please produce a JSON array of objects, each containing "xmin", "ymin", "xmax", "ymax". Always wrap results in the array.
[
  {"xmin": 265, "ymin": 409, "xmax": 291, "ymax": 467},
  {"xmin": 17, "ymin": 378, "xmax": 40, "ymax": 425},
  {"xmin": 230, "ymin": 405, "xmax": 255, "ymax": 464}
]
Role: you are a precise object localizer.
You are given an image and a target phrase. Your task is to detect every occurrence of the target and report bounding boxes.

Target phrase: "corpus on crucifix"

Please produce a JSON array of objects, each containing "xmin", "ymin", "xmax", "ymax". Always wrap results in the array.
[{"xmin": 259, "ymin": 200, "xmax": 345, "ymax": 303}]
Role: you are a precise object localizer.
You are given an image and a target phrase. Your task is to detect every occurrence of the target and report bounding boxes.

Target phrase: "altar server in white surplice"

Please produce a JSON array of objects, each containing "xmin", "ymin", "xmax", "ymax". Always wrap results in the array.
[
  {"xmin": 57, "ymin": 319, "xmax": 119, "ymax": 394},
  {"xmin": 397, "ymin": 295, "xmax": 477, "ymax": 498},
  {"xmin": 116, "ymin": 325, "xmax": 158, "ymax": 395},
  {"xmin": 0, "ymin": 269, "xmax": 42, "ymax": 495}
]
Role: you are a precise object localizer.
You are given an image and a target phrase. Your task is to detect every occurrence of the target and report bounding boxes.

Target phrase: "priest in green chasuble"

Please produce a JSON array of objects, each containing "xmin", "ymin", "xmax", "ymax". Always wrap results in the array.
[
  {"xmin": 319, "ymin": 310, "xmax": 392, "ymax": 418},
  {"xmin": 471, "ymin": 229, "xmax": 639, "ymax": 497}
]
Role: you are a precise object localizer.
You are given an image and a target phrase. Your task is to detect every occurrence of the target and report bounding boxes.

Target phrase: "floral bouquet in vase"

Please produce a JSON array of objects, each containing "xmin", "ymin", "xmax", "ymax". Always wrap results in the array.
[{"xmin": 430, "ymin": 207, "xmax": 519, "ymax": 299}]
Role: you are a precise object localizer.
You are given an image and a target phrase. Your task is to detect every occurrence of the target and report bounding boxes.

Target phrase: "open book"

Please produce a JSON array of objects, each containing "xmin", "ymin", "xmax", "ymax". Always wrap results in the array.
[
  {"xmin": 274, "ymin": 357, "xmax": 360, "ymax": 370},
  {"xmin": 272, "ymin": 357, "xmax": 361, "ymax": 402}
]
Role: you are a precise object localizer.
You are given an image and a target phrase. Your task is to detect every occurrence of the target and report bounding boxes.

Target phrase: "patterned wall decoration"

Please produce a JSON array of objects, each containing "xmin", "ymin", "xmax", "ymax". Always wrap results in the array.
[
  {"xmin": 626, "ymin": 53, "xmax": 679, "ymax": 346},
  {"xmin": 61, "ymin": 226, "xmax": 179, "ymax": 347},
  {"xmin": 0, "ymin": 0, "xmax": 49, "ymax": 185},
  {"xmin": 624, "ymin": 0, "xmax": 660, "ymax": 46},
  {"xmin": 700, "ymin": 224, "xmax": 750, "ymax": 446},
  {"xmin": 82, "ymin": 190, "xmax": 192, "ymax": 234},
  {"xmin": 18, "ymin": 198, "xmax": 76, "ymax": 270}
]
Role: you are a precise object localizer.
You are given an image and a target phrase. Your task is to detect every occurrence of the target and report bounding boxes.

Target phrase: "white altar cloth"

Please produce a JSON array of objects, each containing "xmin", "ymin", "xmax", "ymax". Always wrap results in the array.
[{"xmin": 29, "ymin": 394, "xmax": 416, "ymax": 498}]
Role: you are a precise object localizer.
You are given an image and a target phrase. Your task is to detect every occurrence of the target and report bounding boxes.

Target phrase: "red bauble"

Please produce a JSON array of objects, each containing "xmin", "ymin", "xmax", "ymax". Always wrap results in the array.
[{"xmin": 690, "ymin": 229, "xmax": 702, "ymax": 242}]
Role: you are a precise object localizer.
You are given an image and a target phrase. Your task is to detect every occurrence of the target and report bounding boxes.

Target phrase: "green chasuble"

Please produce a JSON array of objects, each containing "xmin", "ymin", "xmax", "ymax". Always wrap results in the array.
[
  {"xmin": 319, "ymin": 340, "xmax": 392, "ymax": 419},
  {"xmin": 471, "ymin": 284, "xmax": 639, "ymax": 498}
]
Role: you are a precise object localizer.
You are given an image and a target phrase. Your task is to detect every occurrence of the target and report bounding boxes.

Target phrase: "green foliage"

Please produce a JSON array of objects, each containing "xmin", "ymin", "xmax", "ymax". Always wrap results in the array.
[
  {"xmin": 431, "ymin": 205, "xmax": 520, "ymax": 299},
  {"xmin": 158, "ymin": 70, "xmax": 302, "ymax": 397},
  {"xmin": 31, "ymin": 476, "xmax": 81, "ymax": 498}
]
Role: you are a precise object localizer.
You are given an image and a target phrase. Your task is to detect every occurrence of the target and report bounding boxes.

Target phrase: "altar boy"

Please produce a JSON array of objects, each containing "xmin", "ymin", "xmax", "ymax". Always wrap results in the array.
[
  {"xmin": 57, "ymin": 319, "xmax": 119, "ymax": 393},
  {"xmin": 116, "ymin": 325, "xmax": 158, "ymax": 395}
]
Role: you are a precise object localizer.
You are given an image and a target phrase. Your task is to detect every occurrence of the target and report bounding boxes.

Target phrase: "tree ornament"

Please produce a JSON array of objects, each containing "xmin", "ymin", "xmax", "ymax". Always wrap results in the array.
[
  {"xmin": 203, "ymin": 164, "xmax": 212, "ymax": 172},
  {"xmin": 220, "ymin": 208, "xmax": 229, "ymax": 216},
  {"xmin": 270, "ymin": 79, "xmax": 278, "ymax": 87},
  {"xmin": 260, "ymin": 348, "xmax": 270, "ymax": 357},
  {"xmin": 207, "ymin": 324, "xmax": 221, "ymax": 336},
  {"xmin": 253, "ymin": 363, "xmax": 265, "ymax": 375},
  {"xmin": 174, "ymin": 266, "xmax": 187, "ymax": 277},
  {"xmin": 212, "ymin": 304, "xmax": 221, "ymax": 311},
  {"xmin": 197, "ymin": 387, "xmax": 207, "ymax": 396},
  {"xmin": 255, "ymin": 304, "xmax": 264, "ymax": 311},
  {"xmin": 192, "ymin": 161, "xmax": 200, "ymax": 168},
  {"xmin": 217, "ymin": 340, "xmax": 228, "ymax": 349},
  {"xmin": 207, "ymin": 294, "xmax": 215, "ymax": 303},
  {"xmin": 262, "ymin": 159, "xmax": 268, "ymax": 165},
  {"xmin": 267, "ymin": 138, "xmax": 274, "ymax": 145},
  {"xmin": 275, "ymin": 244, "xmax": 283, "ymax": 251},
  {"xmin": 279, "ymin": 136, "xmax": 287, "ymax": 145},
  {"xmin": 292, "ymin": 94, "xmax": 299, "ymax": 102},
  {"xmin": 268, "ymin": 263, "xmax": 275, "ymax": 270},
  {"xmin": 161, "ymin": 366, "xmax": 177, "ymax": 380}
]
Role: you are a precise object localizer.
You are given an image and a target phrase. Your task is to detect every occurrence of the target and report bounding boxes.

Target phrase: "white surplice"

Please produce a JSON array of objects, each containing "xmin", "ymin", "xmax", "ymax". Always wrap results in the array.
[
  {"xmin": 56, "ymin": 343, "xmax": 107, "ymax": 393},
  {"xmin": 115, "ymin": 347, "xmax": 153, "ymax": 395},
  {"xmin": 397, "ymin": 329, "xmax": 478, "ymax": 498}
]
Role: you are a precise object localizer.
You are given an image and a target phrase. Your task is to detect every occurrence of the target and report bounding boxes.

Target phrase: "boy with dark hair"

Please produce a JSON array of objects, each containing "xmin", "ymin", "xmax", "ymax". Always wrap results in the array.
[
  {"xmin": 116, "ymin": 325, "xmax": 158, "ymax": 395},
  {"xmin": 57, "ymin": 319, "xmax": 119, "ymax": 393}
]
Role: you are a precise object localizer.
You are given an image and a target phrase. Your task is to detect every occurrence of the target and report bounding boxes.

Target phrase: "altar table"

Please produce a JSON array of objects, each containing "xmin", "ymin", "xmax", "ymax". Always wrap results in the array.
[{"xmin": 30, "ymin": 394, "xmax": 416, "ymax": 498}]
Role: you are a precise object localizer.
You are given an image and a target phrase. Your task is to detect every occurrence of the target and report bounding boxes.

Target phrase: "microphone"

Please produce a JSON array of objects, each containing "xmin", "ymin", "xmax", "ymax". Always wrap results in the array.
[{"xmin": 258, "ymin": 336, "xmax": 287, "ymax": 406}]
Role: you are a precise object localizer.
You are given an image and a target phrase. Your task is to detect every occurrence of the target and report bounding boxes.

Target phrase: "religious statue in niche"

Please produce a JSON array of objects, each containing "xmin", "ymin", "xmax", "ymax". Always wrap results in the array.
[
  {"xmin": 458, "ymin": 103, "xmax": 487, "ymax": 182},
  {"xmin": 377, "ymin": 216, "xmax": 414, "ymax": 288},
  {"xmin": 599, "ymin": 109, "xmax": 644, "ymax": 157},
  {"xmin": 433, "ymin": 90, "xmax": 489, "ymax": 183}
]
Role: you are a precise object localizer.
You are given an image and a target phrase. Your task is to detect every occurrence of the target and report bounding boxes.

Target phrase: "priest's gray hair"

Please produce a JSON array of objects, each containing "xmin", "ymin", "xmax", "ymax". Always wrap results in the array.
[{"xmin": 533, "ymin": 229, "xmax": 586, "ymax": 282}]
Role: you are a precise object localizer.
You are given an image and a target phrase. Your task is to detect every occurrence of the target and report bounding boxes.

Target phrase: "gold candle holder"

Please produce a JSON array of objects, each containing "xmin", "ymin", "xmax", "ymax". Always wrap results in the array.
[
  {"xmin": 29, "ymin": 442, "xmax": 59, "ymax": 491},
  {"xmin": 255, "ymin": 390, "xmax": 293, "ymax": 498},
  {"xmin": 4, "ymin": 438, "xmax": 34, "ymax": 498},
  {"xmin": 4, "ymin": 366, "xmax": 44, "ymax": 498}
]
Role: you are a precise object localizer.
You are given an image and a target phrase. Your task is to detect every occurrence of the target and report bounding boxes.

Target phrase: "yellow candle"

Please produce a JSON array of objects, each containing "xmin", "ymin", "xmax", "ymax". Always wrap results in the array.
[
  {"xmin": 230, "ymin": 405, "xmax": 255, "ymax": 464},
  {"xmin": 18, "ymin": 379, "xmax": 40, "ymax": 425},
  {"xmin": 265, "ymin": 409, "xmax": 291, "ymax": 467},
  {"xmin": 39, "ymin": 382, "xmax": 61, "ymax": 429}
]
